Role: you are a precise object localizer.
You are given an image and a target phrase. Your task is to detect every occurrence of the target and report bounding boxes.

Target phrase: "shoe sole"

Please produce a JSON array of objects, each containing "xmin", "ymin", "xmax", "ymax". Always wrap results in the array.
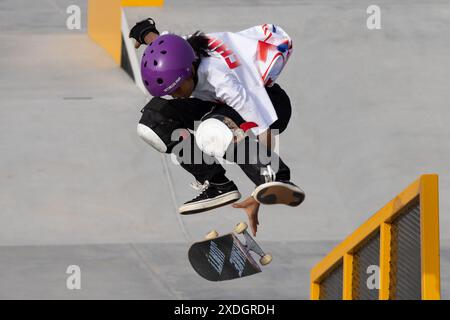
[
  {"xmin": 179, "ymin": 191, "xmax": 242, "ymax": 215},
  {"xmin": 253, "ymin": 182, "xmax": 305, "ymax": 207}
]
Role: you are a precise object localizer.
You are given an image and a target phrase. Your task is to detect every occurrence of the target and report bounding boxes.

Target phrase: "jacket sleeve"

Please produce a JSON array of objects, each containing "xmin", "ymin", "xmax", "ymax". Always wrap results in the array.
[{"xmin": 208, "ymin": 65, "xmax": 278, "ymax": 135}]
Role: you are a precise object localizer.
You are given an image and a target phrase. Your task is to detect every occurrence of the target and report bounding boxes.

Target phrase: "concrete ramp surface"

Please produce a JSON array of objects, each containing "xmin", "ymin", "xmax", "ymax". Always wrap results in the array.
[{"xmin": 0, "ymin": 0, "xmax": 449, "ymax": 299}]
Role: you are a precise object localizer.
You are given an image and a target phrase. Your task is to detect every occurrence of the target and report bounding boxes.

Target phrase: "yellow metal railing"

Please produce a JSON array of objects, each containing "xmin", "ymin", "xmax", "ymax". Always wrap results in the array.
[{"xmin": 310, "ymin": 174, "xmax": 440, "ymax": 300}]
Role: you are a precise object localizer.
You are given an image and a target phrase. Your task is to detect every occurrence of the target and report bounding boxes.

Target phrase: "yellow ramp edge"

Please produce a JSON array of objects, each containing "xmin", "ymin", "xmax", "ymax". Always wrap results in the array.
[
  {"xmin": 122, "ymin": 0, "xmax": 164, "ymax": 5},
  {"xmin": 88, "ymin": 0, "xmax": 122, "ymax": 64},
  {"xmin": 88, "ymin": 0, "xmax": 164, "ymax": 64}
]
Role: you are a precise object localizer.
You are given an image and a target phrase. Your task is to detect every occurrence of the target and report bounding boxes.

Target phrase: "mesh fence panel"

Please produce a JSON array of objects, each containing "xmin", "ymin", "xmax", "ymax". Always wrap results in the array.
[
  {"xmin": 392, "ymin": 198, "xmax": 421, "ymax": 300},
  {"xmin": 319, "ymin": 261, "xmax": 343, "ymax": 300},
  {"xmin": 353, "ymin": 230, "xmax": 380, "ymax": 300}
]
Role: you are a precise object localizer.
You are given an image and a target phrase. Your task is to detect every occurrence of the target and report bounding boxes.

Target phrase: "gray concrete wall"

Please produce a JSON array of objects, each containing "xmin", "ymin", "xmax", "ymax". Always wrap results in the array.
[{"xmin": 0, "ymin": 0, "xmax": 448, "ymax": 299}]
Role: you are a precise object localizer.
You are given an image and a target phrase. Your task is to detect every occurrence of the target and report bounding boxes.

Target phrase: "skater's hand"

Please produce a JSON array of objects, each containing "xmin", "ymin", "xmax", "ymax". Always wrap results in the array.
[
  {"xmin": 232, "ymin": 196, "xmax": 260, "ymax": 236},
  {"xmin": 133, "ymin": 32, "xmax": 160, "ymax": 49},
  {"xmin": 129, "ymin": 18, "xmax": 160, "ymax": 48}
]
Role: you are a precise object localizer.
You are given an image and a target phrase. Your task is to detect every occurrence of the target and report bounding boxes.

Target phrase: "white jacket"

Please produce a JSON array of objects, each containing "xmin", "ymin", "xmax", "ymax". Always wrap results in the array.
[{"xmin": 191, "ymin": 24, "xmax": 293, "ymax": 135}]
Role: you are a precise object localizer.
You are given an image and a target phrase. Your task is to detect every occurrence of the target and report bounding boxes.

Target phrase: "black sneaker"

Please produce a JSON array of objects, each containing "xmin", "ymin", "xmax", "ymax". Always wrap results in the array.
[
  {"xmin": 252, "ymin": 181, "xmax": 305, "ymax": 207},
  {"xmin": 179, "ymin": 180, "xmax": 241, "ymax": 215}
]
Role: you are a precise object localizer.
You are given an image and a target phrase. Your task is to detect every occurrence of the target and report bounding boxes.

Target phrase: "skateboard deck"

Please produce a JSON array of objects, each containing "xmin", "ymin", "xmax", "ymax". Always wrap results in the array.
[{"xmin": 188, "ymin": 233, "xmax": 261, "ymax": 281}]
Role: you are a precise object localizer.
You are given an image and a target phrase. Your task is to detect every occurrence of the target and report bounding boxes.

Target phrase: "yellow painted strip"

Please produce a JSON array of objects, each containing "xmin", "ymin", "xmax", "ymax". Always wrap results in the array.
[
  {"xmin": 420, "ymin": 174, "xmax": 441, "ymax": 300},
  {"xmin": 379, "ymin": 223, "xmax": 392, "ymax": 300},
  {"xmin": 88, "ymin": 0, "xmax": 122, "ymax": 64},
  {"xmin": 343, "ymin": 254, "xmax": 354, "ymax": 300},
  {"xmin": 121, "ymin": 0, "xmax": 164, "ymax": 6},
  {"xmin": 310, "ymin": 282, "xmax": 320, "ymax": 300},
  {"xmin": 88, "ymin": 0, "xmax": 164, "ymax": 65},
  {"xmin": 310, "ymin": 178, "xmax": 420, "ymax": 283}
]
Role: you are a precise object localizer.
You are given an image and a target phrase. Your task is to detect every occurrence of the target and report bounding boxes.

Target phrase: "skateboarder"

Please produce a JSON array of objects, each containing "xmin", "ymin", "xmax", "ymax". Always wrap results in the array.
[{"xmin": 130, "ymin": 18, "xmax": 305, "ymax": 235}]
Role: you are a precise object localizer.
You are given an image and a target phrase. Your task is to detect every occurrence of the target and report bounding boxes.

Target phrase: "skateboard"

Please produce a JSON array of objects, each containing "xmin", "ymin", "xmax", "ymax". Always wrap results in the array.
[{"xmin": 188, "ymin": 222, "xmax": 272, "ymax": 281}]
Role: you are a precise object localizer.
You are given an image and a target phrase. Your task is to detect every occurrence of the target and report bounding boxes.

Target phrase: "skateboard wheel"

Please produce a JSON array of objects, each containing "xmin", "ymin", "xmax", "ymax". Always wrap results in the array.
[
  {"xmin": 234, "ymin": 222, "xmax": 248, "ymax": 234},
  {"xmin": 260, "ymin": 254, "xmax": 273, "ymax": 266},
  {"xmin": 205, "ymin": 230, "xmax": 219, "ymax": 240}
]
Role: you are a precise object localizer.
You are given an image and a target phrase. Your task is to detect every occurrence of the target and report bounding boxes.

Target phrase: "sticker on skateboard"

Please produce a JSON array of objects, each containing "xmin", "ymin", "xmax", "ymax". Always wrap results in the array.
[{"xmin": 188, "ymin": 222, "xmax": 272, "ymax": 281}]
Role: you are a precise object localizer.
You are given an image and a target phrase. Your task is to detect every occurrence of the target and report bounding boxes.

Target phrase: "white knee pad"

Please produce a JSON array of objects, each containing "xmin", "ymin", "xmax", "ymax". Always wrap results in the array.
[
  {"xmin": 137, "ymin": 123, "xmax": 167, "ymax": 153},
  {"xmin": 195, "ymin": 118, "xmax": 234, "ymax": 158}
]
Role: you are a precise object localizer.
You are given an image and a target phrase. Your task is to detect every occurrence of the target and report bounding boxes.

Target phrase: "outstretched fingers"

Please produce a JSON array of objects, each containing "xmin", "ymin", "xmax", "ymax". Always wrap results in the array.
[
  {"xmin": 249, "ymin": 213, "xmax": 258, "ymax": 236},
  {"xmin": 232, "ymin": 196, "xmax": 260, "ymax": 236},
  {"xmin": 232, "ymin": 196, "xmax": 256, "ymax": 208}
]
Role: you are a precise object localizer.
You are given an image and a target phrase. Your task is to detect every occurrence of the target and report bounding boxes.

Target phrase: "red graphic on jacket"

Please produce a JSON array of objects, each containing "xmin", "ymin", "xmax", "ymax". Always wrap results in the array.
[
  {"xmin": 257, "ymin": 24, "xmax": 293, "ymax": 85},
  {"xmin": 208, "ymin": 37, "xmax": 241, "ymax": 69}
]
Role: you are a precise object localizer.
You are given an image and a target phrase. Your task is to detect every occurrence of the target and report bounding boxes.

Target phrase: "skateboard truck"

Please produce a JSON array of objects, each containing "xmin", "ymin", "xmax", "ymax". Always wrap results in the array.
[{"xmin": 206, "ymin": 222, "xmax": 273, "ymax": 266}]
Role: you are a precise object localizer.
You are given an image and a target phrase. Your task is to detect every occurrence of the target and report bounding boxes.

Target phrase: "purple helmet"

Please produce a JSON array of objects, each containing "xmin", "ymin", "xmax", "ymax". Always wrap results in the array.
[{"xmin": 141, "ymin": 34, "xmax": 196, "ymax": 97}]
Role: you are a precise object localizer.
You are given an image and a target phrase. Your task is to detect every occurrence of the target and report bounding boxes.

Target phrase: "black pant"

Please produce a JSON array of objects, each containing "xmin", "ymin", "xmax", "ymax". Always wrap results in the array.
[{"xmin": 139, "ymin": 83, "xmax": 292, "ymax": 186}]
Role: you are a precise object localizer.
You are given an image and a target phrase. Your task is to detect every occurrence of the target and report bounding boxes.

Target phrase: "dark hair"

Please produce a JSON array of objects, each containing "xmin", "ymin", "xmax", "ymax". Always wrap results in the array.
[{"xmin": 187, "ymin": 31, "xmax": 210, "ymax": 58}]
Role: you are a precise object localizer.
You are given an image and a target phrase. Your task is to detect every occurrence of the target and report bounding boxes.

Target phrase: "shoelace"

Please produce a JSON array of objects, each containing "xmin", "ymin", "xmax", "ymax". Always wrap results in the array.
[
  {"xmin": 262, "ymin": 165, "xmax": 277, "ymax": 183},
  {"xmin": 190, "ymin": 180, "xmax": 210, "ymax": 192},
  {"xmin": 189, "ymin": 180, "xmax": 211, "ymax": 201}
]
